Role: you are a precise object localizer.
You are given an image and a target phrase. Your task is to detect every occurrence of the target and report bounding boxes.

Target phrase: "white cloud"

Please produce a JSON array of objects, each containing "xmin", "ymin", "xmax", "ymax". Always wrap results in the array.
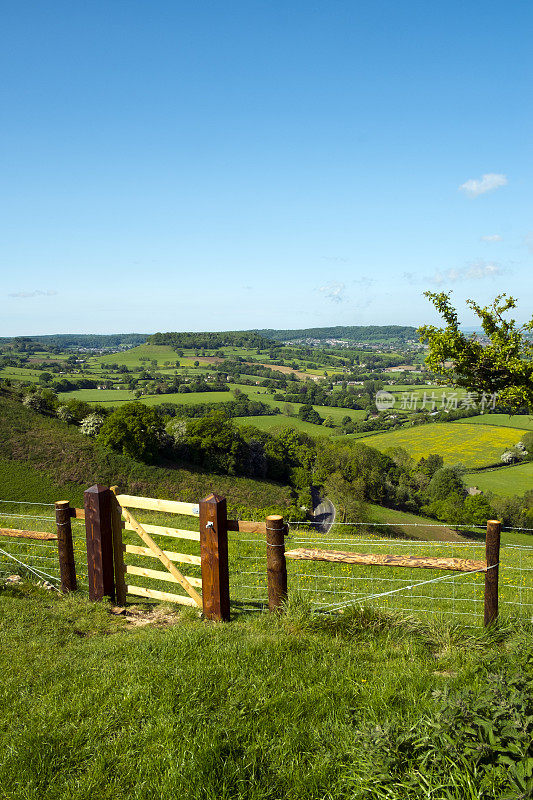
[
  {"xmin": 459, "ymin": 173, "xmax": 507, "ymax": 197},
  {"xmin": 431, "ymin": 261, "xmax": 503, "ymax": 285},
  {"xmin": 8, "ymin": 289, "xmax": 58, "ymax": 298},
  {"xmin": 318, "ymin": 281, "xmax": 346, "ymax": 303},
  {"xmin": 480, "ymin": 234, "xmax": 503, "ymax": 242}
]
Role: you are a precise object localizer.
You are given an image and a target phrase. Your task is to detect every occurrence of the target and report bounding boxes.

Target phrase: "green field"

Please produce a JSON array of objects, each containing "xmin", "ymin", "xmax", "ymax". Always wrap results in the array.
[
  {"xmin": 457, "ymin": 414, "xmax": 533, "ymax": 431},
  {"xmin": 343, "ymin": 423, "xmax": 529, "ymax": 468},
  {"xmin": 235, "ymin": 414, "xmax": 333, "ymax": 437},
  {"xmin": 94, "ymin": 343, "xmax": 177, "ymax": 366},
  {"xmin": 463, "ymin": 461, "xmax": 533, "ymax": 498}
]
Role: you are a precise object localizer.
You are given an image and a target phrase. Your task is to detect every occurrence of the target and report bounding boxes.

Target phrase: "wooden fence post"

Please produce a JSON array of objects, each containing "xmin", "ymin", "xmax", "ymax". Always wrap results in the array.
[
  {"xmin": 110, "ymin": 487, "xmax": 127, "ymax": 606},
  {"xmin": 484, "ymin": 519, "xmax": 501, "ymax": 627},
  {"xmin": 199, "ymin": 494, "xmax": 230, "ymax": 621},
  {"xmin": 55, "ymin": 500, "xmax": 77, "ymax": 593},
  {"xmin": 84, "ymin": 485, "xmax": 115, "ymax": 602},
  {"xmin": 266, "ymin": 515, "xmax": 287, "ymax": 612}
]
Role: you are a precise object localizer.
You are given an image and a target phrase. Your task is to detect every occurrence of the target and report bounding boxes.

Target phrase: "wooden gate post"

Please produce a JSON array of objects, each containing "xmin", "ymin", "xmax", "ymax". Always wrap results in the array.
[
  {"xmin": 199, "ymin": 494, "xmax": 230, "ymax": 621},
  {"xmin": 110, "ymin": 487, "xmax": 127, "ymax": 606},
  {"xmin": 84, "ymin": 485, "xmax": 115, "ymax": 602},
  {"xmin": 266, "ymin": 515, "xmax": 287, "ymax": 612},
  {"xmin": 55, "ymin": 500, "xmax": 77, "ymax": 593},
  {"xmin": 484, "ymin": 519, "xmax": 501, "ymax": 627}
]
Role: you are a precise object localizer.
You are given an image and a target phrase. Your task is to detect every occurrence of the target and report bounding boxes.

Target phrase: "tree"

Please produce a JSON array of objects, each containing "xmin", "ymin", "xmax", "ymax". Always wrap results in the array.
[
  {"xmin": 97, "ymin": 403, "xmax": 165, "ymax": 462},
  {"xmin": 298, "ymin": 404, "xmax": 323, "ymax": 425},
  {"xmin": 418, "ymin": 292, "xmax": 533, "ymax": 413},
  {"xmin": 426, "ymin": 467, "xmax": 465, "ymax": 503}
]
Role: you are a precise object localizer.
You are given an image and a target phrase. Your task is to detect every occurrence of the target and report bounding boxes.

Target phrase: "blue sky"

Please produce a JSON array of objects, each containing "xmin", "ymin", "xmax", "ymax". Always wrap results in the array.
[{"xmin": 2, "ymin": 1, "xmax": 531, "ymax": 335}]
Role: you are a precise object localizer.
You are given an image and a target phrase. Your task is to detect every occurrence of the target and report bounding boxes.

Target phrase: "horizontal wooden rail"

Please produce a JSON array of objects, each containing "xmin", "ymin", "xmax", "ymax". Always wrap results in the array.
[
  {"xmin": 285, "ymin": 548, "xmax": 487, "ymax": 573},
  {"xmin": 116, "ymin": 495, "xmax": 199, "ymax": 517},
  {"xmin": 126, "ymin": 585, "xmax": 198, "ymax": 606},
  {"xmin": 124, "ymin": 543, "xmax": 202, "ymax": 566},
  {"xmin": 125, "ymin": 564, "xmax": 202, "ymax": 587},
  {"xmin": 0, "ymin": 528, "xmax": 57, "ymax": 541},
  {"xmin": 123, "ymin": 521, "xmax": 200, "ymax": 541},
  {"xmin": 227, "ymin": 519, "xmax": 267, "ymax": 535},
  {"xmin": 69, "ymin": 508, "xmax": 85, "ymax": 520}
]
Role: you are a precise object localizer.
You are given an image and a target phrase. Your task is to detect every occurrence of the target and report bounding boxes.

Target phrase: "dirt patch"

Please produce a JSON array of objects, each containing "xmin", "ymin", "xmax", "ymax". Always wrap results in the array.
[{"xmin": 108, "ymin": 605, "xmax": 191, "ymax": 627}]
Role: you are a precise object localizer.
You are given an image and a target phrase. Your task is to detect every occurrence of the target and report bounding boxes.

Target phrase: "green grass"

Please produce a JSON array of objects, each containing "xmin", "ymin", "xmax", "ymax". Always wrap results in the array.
[
  {"xmin": 94, "ymin": 343, "xmax": 177, "ymax": 366},
  {"xmin": 0, "ymin": 586, "xmax": 531, "ymax": 800},
  {"xmin": 235, "ymin": 414, "xmax": 334, "ymax": 437},
  {"xmin": 342, "ymin": 422, "xmax": 528, "ymax": 468},
  {"xmin": 57, "ymin": 388, "xmax": 138, "ymax": 403},
  {"xmin": 366, "ymin": 502, "xmax": 464, "ymax": 541},
  {"xmin": 0, "ymin": 367, "xmax": 40, "ymax": 382},
  {"xmin": 463, "ymin": 461, "xmax": 533, "ymax": 498},
  {"xmin": 0, "ymin": 458, "xmax": 85, "ymax": 506},
  {"xmin": 457, "ymin": 413, "xmax": 533, "ymax": 431}
]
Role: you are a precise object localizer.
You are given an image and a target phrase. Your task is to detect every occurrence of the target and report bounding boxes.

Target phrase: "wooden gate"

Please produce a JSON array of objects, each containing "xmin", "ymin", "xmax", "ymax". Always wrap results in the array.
[
  {"xmin": 113, "ymin": 490, "xmax": 203, "ymax": 609},
  {"xmin": 84, "ymin": 485, "xmax": 230, "ymax": 620}
]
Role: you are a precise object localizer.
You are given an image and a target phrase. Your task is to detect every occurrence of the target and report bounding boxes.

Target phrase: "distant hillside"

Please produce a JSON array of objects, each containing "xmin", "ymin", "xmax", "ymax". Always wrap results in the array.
[
  {"xmin": 0, "ymin": 333, "xmax": 148, "ymax": 349},
  {"xmin": 258, "ymin": 326, "xmax": 418, "ymax": 343}
]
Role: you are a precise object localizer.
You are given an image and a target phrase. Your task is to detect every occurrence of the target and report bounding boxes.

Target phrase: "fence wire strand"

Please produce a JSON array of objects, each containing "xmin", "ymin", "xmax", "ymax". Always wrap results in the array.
[{"xmin": 229, "ymin": 518, "xmax": 533, "ymax": 623}]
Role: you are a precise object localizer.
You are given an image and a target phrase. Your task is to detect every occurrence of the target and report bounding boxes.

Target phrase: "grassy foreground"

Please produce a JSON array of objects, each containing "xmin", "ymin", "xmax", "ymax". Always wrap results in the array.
[{"xmin": 0, "ymin": 584, "xmax": 531, "ymax": 800}]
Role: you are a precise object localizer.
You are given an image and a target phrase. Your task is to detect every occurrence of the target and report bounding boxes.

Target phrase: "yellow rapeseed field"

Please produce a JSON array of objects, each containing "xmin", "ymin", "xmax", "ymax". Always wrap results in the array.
[{"xmin": 356, "ymin": 422, "xmax": 528, "ymax": 468}]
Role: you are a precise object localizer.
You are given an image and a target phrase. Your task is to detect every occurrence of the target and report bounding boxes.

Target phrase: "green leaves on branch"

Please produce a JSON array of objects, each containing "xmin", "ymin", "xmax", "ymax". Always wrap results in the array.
[{"xmin": 418, "ymin": 292, "xmax": 533, "ymax": 413}]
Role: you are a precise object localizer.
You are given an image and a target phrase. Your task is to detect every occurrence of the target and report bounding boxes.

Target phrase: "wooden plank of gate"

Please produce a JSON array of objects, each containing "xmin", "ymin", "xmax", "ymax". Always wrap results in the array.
[
  {"xmin": 227, "ymin": 520, "xmax": 267, "ymax": 535},
  {"xmin": 118, "ymin": 505, "xmax": 203, "ymax": 607},
  {"xmin": 285, "ymin": 548, "xmax": 487, "ymax": 572},
  {"xmin": 0, "ymin": 528, "xmax": 57, "ymax": 541},
  {"xmin": 126, "ymin": 564, "xmax": 202, "ymax": 587},
  {"xmin": 123, "ymin": 521, "xmax": 200, "ymax": 542},
  {"xmin": 126, "ymin": 585, "xmax": 198, "ymax": 606},
  {"xmin": 115, "ymin": 494, "xmax": 199, "ymax": 516},
  {"xmin": 124, "ymin": 544, "xmax": 202, "ymax": 565}
]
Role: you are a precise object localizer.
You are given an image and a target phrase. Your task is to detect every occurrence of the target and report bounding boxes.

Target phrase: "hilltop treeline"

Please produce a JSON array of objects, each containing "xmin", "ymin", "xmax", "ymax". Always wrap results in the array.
[
  {"xmin": 258, "ymin": 325, "xmax": 418, "ymax": 342},
  {"xmin": 0, "ymin": 334, "xmax": 148, "ymax": 349},
  {"xmin": 149, "ymin": 331, "xmax": 277, "ymax": 350}
]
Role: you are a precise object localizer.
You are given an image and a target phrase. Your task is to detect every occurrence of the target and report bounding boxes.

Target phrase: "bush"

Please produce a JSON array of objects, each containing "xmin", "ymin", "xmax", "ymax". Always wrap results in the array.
[
  {"xmin": 97, "ymin": 403, "xmax": 165, "ymax": 462},
  {"xmin": 80, "ymin": 413, "xmax": 105, "ymax": 437}
]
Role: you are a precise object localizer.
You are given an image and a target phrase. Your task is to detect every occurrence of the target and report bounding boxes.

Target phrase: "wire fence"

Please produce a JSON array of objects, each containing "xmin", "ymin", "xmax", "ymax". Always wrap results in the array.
[
  {"xmin": 1, "ymin": 499, "xmax": 532, "ymax": 627},
  {"xmin": 229, "ymin": 519, "xmax": 533, "ymax": 624},
  {"xmin": 0, "ymin": 502, "xmax": 89, "ymax": 590}
]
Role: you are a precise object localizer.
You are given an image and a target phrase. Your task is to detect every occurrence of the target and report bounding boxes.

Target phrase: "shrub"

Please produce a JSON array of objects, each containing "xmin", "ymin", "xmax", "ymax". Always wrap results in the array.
[
  {"xmin": 97, "ymin": 403, "xmax": 165, "ymax": 463},
  {"xmin": 80, "ymin": 413, "xmax": 105, "ymax": 437}
]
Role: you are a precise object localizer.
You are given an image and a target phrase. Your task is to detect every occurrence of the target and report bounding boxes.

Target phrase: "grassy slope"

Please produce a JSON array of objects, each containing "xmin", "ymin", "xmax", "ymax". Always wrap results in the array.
[
  {"xmin": 0, "ymin": 587, "xmax": 530, "ymax": 800},
  {"xmin": 456, "ymin": 414, "xmax": 533, "ymax": 431},
  {"xmin": 463, "ymin": 461, "xmax": 533, "ymax": 498},
  {"xmin": 342, "ymin": 423, "xmax": 528, "ymax": 468},
  {"xmin": 95, "ymin": 343, "xmax": 179, "ymax": 366},
  {"xmin": 0, "ymin": 395, "xmax": 292, "ymax": 515},
  {"xmin": 366, "ymin": 503, "xmax": 465, "ymax": 542}
]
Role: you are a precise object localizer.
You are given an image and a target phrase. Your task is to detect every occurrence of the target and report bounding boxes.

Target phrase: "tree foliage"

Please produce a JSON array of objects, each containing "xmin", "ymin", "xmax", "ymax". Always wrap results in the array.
[
  {"xmin": 97, "ymin": 403, "xmax": 165, "ymax": 462},
  {"xmin": 418, "ymin": 292, "xmax": 533, "ymax": 412}
]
